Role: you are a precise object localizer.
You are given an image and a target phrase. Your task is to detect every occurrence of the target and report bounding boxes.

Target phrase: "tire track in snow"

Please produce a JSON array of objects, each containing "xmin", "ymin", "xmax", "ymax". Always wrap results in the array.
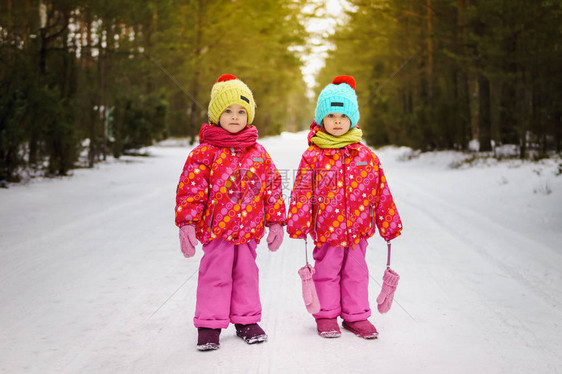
[
  {"xmin": 393, "ymin": 179, "xmax": 562, "ymax": 363},
  {"xmin": 0, "ymin": 185, "xmax": 169, "ymax": 286},
  {"xmin": 397, "ymin": 178, "xmax": 562, "ymax": 309},
  {"xmin": 401, "ymin": 180, "xmax": 562, "ymax": 362}
]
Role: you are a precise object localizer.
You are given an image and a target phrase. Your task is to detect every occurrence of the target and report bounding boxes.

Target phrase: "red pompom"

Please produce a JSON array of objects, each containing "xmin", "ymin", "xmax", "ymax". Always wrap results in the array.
[
  {"xmin": 217, "ymin": 74, "xmax": 238, "ymax": 82},
  {"xmin": 332, "ymin": 75, "xmax": 356, "ymax": 90}
]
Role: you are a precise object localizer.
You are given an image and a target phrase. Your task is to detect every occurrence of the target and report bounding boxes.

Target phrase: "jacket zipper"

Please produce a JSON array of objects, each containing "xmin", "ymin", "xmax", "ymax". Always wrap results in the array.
[
  {"xmin": 313, "ymin": 205, "xmax": 322, "ymax": 236},
  {"xmin": 209, "ymin": 200, "xmax": 217, "ymax": 231},
  {"xmin": 231, "ymin": 147, "xmax": 243, "ymax": 232},
  {"xmin": 369, "ymin": 203, "xmax": 375, "ymax": 235},
  {"xmin": 343, "ymin": 149, "xmax": 350, "ymax": 245}
]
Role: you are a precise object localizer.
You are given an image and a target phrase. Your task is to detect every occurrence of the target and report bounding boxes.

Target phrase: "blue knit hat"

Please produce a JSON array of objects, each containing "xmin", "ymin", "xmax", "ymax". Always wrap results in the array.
[{"xmin": 315, "ymin": 75, "xmax": 360, "ymax": 128}]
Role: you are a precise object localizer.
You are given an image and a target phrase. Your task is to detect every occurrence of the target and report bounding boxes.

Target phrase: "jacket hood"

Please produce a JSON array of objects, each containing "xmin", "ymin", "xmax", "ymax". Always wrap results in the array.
[{"xmin": 307, "ymin": 121, "xmax": 322, "ymax": 146}]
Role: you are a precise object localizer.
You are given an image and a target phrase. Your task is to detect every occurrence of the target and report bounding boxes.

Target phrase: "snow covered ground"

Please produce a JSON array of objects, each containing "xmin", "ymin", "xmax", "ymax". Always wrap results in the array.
[{"xmin": 1, "ymin": 132, "xmax": 561, "ymax": 374}]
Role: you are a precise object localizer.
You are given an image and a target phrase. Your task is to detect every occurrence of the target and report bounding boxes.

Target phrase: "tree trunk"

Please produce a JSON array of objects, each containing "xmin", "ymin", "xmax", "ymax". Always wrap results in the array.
[
  {"xmin": 477, "ymin": 72, "xmax": 492, "ymax": 151},
  {"xmin": 471, "ymin": 0, "xmax": 492, "ymax": 152},
  {"xmin": 84, "ymin": 9, "xmax": 96, "ymax": 168},
  {"xmin": 499, "ymin": 34, "xmax": 519, "ymax": 145},
  {"xmin": 98, "ymin": 33, "xmax": 106, "ymax": 161},
  {"xmin": 427, "ymin": 0, "xmax": 434, "ymax": 102},
  {"xmin": 29, "ymin": 0, "xmax": 40, "ymax": 166},
  {"xmin": 145, "ymin": 16, "xmax": 155, "ymax": 95},
  {"xmin": 456, "ymin": 0, "xmax": 471, "ymax": 149},
  {"xmin": 189, "ymin": 0, "xmax": 203, "ymax": 145},
  {"xmin": 554, "ymin": 107, "xmax": 562, "ymax": 154},
  {"xmin": 518, "ymin": 70, "xmax": 532, "ymax": 159},
  {"xmin": 38, "ymin": 1, "xmax": 48, "ymax": 76}
]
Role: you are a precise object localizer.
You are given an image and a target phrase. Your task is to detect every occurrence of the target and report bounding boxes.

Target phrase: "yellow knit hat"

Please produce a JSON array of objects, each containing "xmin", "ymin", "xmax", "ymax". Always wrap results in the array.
[{"xmin": 208, "ymin": 74, "xmax": 256, "ymax": 125}]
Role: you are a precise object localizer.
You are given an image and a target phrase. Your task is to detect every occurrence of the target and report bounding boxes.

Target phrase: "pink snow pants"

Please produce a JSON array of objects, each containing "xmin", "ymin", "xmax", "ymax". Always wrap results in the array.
[
  {"xmin": 194, "ymin": 238, "xmax": 262, "ymax": 329},
  {"xmin": 312, "ymin": 239, "xmax": 371, "ymax": 322}
]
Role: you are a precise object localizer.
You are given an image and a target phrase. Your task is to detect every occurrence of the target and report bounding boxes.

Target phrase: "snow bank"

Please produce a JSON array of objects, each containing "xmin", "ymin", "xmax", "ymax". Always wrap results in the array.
[{"xmin": 1, "ymin": 135, "xmax": 561, "ymax": 374}]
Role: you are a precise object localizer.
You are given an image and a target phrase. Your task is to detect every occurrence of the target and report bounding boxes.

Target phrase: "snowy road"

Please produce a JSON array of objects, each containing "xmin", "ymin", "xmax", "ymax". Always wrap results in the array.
[{"xmin": 1, "ymin": 132, "xmax": 562, "ymax": 373}]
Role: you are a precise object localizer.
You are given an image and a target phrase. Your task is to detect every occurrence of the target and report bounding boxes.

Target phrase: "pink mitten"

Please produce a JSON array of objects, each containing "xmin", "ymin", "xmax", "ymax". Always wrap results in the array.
[
  {"xmin": 376, "ymin": 268, "xmax": 400, "ymax": 313},
  {"xmin": 179, "ymin": 225, "xmax": 197, "ymax": 258},
  {"xmin": 266, "ymin": 223, "xmax": 284, "ymax": 252},
  {"xmin": 298, "ymin": 264, "xmax": 321, "ymax": 314}
]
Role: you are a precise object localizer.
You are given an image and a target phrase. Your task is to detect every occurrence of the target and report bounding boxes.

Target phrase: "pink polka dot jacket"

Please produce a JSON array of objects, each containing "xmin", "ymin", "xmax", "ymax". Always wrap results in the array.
[
  {"xmin": 175, "ymin": 138, "xmax": 287, "ymax": 245},
  {"xmin": 287, "ymin": 123, "xmax": 402, "ymax": 247}
]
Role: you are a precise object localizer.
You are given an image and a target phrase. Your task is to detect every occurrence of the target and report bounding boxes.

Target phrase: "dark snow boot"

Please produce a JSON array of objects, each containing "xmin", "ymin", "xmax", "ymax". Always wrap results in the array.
[
  {"xmin": 235, "ymin": 323, "xmax": 268, "ymax": 344},
  {"xmin": 197, "ymin": 328, "xmax": 221, "ymax": 351},
  {"xmin": 342, "ymin": 319, "xmax": 378, "ymax": 339},
  {"xmin": 315, "ymin": 317, "xmax": 341, "ymax": 338}
]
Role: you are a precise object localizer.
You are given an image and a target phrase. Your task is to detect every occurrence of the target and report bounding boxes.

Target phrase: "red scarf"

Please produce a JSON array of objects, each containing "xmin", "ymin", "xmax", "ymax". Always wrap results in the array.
[{"xmin": 198, "ymin": 123, "xmax": 258, "ymax": 149}]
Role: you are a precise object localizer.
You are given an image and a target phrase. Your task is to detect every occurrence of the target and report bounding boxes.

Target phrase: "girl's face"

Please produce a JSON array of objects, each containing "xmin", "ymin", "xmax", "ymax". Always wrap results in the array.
[
  {"xmin": 219, "ymin": 104, "xmax": 248, "ymax": 134},
  {"xmin": 322, "ymin": 113, "xmax": 351, "ymax": 136}
]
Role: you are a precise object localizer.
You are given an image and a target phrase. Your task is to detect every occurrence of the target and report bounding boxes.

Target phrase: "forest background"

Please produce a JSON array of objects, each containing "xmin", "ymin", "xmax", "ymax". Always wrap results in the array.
[{"xmin": 1, "ymin": 0, "xmax": 561, "ymax": 182}]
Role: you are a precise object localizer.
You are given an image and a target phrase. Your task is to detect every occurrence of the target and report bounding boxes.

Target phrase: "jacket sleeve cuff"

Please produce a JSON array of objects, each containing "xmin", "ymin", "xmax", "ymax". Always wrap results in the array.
[{"xmin": 266, "ymin": 220, "xmax": 287, "ymax": 227}]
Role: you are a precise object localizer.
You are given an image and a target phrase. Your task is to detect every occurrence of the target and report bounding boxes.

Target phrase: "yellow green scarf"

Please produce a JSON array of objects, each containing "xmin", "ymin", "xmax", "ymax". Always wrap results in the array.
[{"xmin": 310, "ymin": 128, "xmax": 363, "ymax": 149}]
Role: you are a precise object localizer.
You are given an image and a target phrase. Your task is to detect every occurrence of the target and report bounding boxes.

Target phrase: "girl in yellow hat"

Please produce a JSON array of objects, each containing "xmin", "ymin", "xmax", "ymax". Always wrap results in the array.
[{"xmin": 175, "ymin": 74, "xmax": 287, "ymax": 350}]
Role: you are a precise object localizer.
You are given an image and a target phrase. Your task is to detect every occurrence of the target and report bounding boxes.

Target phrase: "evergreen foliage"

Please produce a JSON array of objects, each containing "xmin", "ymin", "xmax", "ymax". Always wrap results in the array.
[
  {"xmin": 0, "ymin": 0, "xmax": 311, "ymax": 181},
  {"xmin": 319, "ymin": 0, "xmax": 562, "ymax": 156},
  {"xmin": 3, "ymin": 0, "xmax": 560, "ymax": 182}
]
